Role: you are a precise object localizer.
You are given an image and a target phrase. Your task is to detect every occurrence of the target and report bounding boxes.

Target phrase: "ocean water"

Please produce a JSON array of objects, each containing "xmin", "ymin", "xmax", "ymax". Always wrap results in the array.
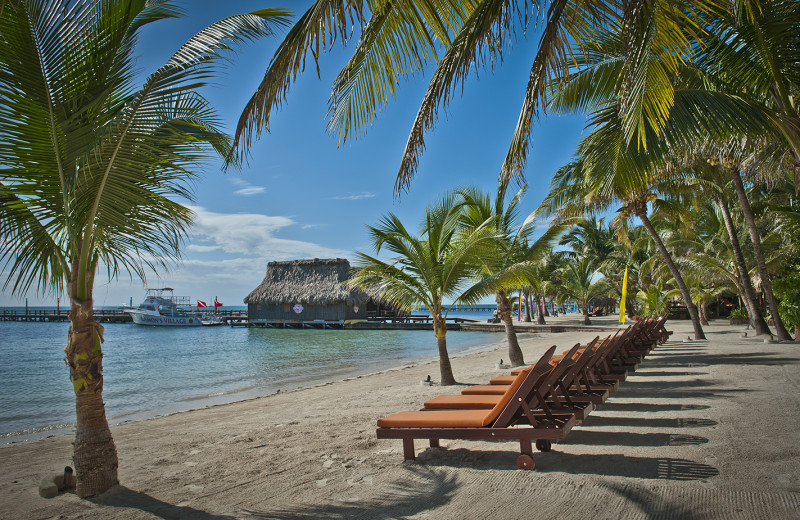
[{"xmin": 0, "ymin": 315, "xmax": 501, "ymax": 443}]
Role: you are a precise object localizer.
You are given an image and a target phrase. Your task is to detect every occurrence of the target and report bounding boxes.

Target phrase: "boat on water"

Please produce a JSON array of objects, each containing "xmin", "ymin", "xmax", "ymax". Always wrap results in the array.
[{"xmin": 124, "ymin": 288, "xmax": 219, "ymax": 327}]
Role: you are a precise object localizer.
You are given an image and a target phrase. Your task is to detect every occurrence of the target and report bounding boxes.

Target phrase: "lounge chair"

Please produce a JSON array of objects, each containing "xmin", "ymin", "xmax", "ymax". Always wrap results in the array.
[
  {"xmin": 376, "ymin": 351, "xmax": 576, "ymax": 470},
  {"xmin": 424, "ymin": 342, "xmax": 598, "ymax": 422}
]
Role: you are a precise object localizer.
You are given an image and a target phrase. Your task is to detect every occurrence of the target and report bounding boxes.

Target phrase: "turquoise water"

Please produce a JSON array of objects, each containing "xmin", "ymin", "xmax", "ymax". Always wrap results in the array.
[{"xmin": 0, "ymin": 318, "xmax": 501, "ymax": 443}]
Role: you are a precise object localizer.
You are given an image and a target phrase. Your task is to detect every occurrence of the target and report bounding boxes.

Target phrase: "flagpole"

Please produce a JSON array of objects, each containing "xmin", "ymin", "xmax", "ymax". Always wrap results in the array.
[{"xmin": 619, "ymin": 267, "xmax": 628, "ymax": 323}]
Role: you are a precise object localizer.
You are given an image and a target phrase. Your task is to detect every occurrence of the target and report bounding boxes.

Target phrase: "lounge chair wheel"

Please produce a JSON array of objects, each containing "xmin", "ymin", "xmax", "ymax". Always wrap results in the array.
[
  {"xmin": 536, "ymin": 440, "xmax": 552, "ymax": 452},
  {"xmin": 517, "ymin": 454, "xmax": 535, "ymax": 470}
]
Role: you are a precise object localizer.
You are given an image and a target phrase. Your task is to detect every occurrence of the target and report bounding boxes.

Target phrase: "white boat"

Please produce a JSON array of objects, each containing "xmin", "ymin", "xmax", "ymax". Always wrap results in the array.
[{"xmin": 125, "ymin": 288, "xmax": 206, "ymax": 326}]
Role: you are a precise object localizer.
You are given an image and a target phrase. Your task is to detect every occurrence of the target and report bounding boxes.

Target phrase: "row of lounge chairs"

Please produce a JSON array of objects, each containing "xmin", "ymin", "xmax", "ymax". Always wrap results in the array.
[{"xmin": 376, "ymin": 316, "xmax": 672, "ymax": 470}]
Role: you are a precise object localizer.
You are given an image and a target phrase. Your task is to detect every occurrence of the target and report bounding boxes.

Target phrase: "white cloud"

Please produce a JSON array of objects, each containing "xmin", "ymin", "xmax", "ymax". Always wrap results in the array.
[
  {"xmin": 187, "ymin": 206, "xmax": 349, "ymax": 259},
  {"xmin": 187, "ymin": 244, "xmax": 222, "ymax": 253},
  {"xmin": 229, "ymin": 177, "xmax": 265, "ymax": 196},
  {"xmin": 234, "ymin": 186, "xmax": 266, "ymax": 196},
  {"xmin": 331, "ymin": 192, "xmax": 375, "ymax": 201}
]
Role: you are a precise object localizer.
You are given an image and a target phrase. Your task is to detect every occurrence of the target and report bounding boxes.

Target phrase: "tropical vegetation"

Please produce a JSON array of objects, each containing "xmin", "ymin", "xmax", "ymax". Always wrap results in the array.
[
  {"xmin": 233, "ymin": 0, "xmax": 800, "ymax": 345},
  {"xmin": 0, "ymin": 0, "xmax": 288, "ymax": 496}
]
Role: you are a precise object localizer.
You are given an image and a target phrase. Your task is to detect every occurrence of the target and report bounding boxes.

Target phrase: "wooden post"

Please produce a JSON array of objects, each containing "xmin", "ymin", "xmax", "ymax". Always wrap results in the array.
[{"xmin": 402, "ymin": 438, "xmax": 415, "ymax": 460}]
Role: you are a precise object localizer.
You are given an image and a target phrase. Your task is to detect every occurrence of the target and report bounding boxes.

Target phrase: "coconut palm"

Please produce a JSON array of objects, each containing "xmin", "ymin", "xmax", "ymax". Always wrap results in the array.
[
  {"xmin": 559, "ymin": 217, "xmax": 615, "ymax": 270},
  {"xmin": 539, "ymin": 142, "xmax": 708, "ymax": 340},
  {"xmin": 695, "ymin": 0, "xmax": 800, "ymax": 191},
  {"xmin": 636, "ymin": 285, "xmax": 677, "ymax": 317},
  {"xmin": 459, "ymin": 183, "xmax": 565, "ymax": 366},
  {"xmin": 347, "ymin": 193, "xmax": 499, "ymax": 385},
  {"xmin": 563, "ymin": 255, "xmax": 608, "ymax": 325},
  {"xmin": 230, "ymin": 1, "xmax": 754, "ymax": 195},
  {"xmin": 0, "ymin": 0, "xmax": 288, "ymax": 496},
  {"xmin": 681, "ymin": 157, "xmax": 773, "ymax": 334}
]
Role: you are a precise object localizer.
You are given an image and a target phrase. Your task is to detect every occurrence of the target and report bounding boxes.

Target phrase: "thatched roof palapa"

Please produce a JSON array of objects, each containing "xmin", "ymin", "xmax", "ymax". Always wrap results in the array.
[{"xmin": 244, "ymin": 258, "xmax": 370, "ymax": 306}]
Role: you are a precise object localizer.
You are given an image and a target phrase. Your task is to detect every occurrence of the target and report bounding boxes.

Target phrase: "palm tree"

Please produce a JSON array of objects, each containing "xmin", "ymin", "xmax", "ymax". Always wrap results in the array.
[
  {"xmin": 563, "ymin": 255, "xmax": 607, "ymax": 325},
  {"xmin": 347, "ymin": 193, "xmax": 498, "ymax": 385},
  {"xmin": 0, "ymin": 0, "xmax": 288, "ymax": 497},
  {"xmin": 636, "ymin": 285, "xmax": 676, "ymax": 317},
  {"xmin": 684, "ymin": 158, "xmax": 773, "ymax": 334},
  {"xmin": 459, "ymin": 183, "xmax": 564, "ymax": 366},
  {"xmin": 559, "ymin": 217, "xmax": 615, "ymax": 270},
  {"xmin": 230, "ymin": 1, "xmax": 745, "ymax": 194}
]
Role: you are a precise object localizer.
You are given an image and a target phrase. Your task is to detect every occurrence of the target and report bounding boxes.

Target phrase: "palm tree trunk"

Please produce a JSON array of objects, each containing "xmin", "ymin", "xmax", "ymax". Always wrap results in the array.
[
  {"xmin": 542, "ymin": 296, "xmax": 550, "ymax": 317},
  {"xmin": 536, "ymin": 293, "xmax": 546, "ymax": 324},
  {"xmin": 699, "ymin": 301, "xmax": 709, "ymax": 326},
  {"xmin": 66, "ymin": 265, "xmax": 119, "ymax": 497},
  {"xmin": 582, "ymin": 300, "xmax": 591, "ymax": 325},
  {"xmin": 496, "ymin": 291, "xmax": 525, "ymax": 366},
  {"xmin": 716, "ymin": 196, "xmax": 771, "ymax": 335},
  {"xmin": 637, "ymin": 212, "xmax": 706, "ymax": 340},
  {"xmin": 433, "ymin": 316, "xmax": 456, "ymax": 385},
  {"xmin": 729, "ymin": 169, "xmax": 792, "ymax": 341},
  {"xmin": 523, "ymin": 289, "xmax": 532, "ymax": 322}
]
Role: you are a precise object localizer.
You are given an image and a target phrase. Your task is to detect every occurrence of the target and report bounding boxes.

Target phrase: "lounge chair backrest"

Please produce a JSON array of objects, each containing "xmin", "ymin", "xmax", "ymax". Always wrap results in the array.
[
  {"xmin": 492, "ymin": 344, "xmax": 579, "ymax": 427},
  {"xmin": 533, "ymin": 345, "xmax": 558, "ymax": 371},
  {"xmin": 477, "ymin": 346, "xmax": 557, "ymax": 427}
]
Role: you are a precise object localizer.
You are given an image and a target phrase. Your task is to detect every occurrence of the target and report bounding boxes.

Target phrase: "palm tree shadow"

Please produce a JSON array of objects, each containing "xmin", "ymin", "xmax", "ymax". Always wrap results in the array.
[
  {"xmin": 602, "ymin": 482, "xmax": 700, "ymax": 519},
  {"xmin": 537, "ymin": 452, "xmax": 719, "ymax": 480},
  {"xmin": 90, "ymin": 486, "xmax": 235, "ymax": 519},
  {"xmin": 243, "ymin": 466, "xmax": 458, "ymax": 519}
]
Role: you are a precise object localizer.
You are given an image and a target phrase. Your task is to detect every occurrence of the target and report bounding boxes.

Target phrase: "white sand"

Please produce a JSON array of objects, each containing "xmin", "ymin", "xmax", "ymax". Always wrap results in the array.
[{"xmin": 2, "ymin": 317, "xmax": 800, "ymax": 519}]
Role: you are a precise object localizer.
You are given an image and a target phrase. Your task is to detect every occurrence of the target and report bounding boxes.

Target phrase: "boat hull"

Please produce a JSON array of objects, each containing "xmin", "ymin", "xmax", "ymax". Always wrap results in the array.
[{"xmin": 128, "ymin": 311, "xmax": 202, "ymax": 327}]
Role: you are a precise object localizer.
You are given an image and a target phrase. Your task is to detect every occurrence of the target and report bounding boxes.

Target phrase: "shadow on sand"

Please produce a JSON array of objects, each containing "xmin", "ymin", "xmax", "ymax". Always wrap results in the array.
[
  {"xmin": 536, "ymin": 452, "xmax": 719, "ymax": 480},
  {"xmin": 644, "ymin": 352, "xmax": 800, "ymax": 367},
  {"xmin": 411, "ymin": 447, "xmax": 718, "ymax": 481},
  {"xmin": 90, "ymin": 486, "xmax": 235, "ymax": 520},
  {"xmin": 243, "ymin": 466, "xmax": 457, "ymax": 520},
  {"xmin": 561, "ymin": 430, "xmax": 709, "ymax": 447},
  {"xmin": 597, "ymin": 402, "xmax": 710, "ymax": 412},
  {"xmin": 580, "ymin": 416, "xmax": 717, "ymax": 428}
]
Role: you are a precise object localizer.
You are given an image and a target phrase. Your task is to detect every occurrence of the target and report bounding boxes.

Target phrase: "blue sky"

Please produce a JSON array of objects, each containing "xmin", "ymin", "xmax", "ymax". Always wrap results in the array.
[{"xmin": 1, "ymin": 1, "xmax": 587, "ymax": 307}]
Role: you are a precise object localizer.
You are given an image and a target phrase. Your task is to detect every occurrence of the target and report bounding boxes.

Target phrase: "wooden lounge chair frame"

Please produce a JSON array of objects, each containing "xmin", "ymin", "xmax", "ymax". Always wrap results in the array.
[{"xmin": 376, "ymin": 351, "xmax": 576, "ymax": 470}]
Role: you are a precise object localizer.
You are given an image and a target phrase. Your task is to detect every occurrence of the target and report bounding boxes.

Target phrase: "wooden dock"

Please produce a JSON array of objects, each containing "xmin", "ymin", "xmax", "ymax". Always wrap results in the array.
[
  {"xmin": 0, "ymin": 309, "xmax": 133, "ymax": 323},
  {"xmin": 231, "ymin": 315, "xmax": 479, "ymax": 330},
  {"xmin": 0, "ymin": 309, "xmax": 249, "ymax": 324}
]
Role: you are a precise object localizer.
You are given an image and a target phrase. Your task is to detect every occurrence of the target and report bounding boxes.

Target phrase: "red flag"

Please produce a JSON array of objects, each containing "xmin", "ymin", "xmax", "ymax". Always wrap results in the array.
[
  {"xmin": 197, "ymin": 301, "xmax": 207, "ymax": 308},
  {"xmin": 214, "ymin": 300, "xmax": 223, "ymax": 308}
]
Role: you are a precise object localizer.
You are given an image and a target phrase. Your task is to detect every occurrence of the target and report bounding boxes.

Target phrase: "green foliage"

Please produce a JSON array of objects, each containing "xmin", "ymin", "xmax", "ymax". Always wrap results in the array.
[
  {"xmin": 636, "ymin": 285, "xmax": 672, "ymax": 316},
  {"xmin": 773, "ymin": 265, "xmax": 800, "ymax": 331},
  {"xmin": 729, "ymin": 306, "xmax": 749, "ymax": 320},
  {"xmin": 0, "ymin": 0, "xmax": 290, "ymax": 297},
  {"xmin": 348, "ymin": 192, "xmax": 499, "ymax": 318}
]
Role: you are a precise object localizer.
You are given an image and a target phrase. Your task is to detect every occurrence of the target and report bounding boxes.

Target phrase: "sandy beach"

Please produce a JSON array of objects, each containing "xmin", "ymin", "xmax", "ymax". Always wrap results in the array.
[{"xmin": 2, "ymin": 316, "xmax": 800, "ymax": 519}]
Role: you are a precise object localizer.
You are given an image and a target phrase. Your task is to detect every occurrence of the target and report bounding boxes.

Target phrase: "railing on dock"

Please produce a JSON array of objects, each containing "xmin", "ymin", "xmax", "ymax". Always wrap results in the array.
[{"xmin": 0, "ymin": 309, "xmax": 133, "ymax": 323}]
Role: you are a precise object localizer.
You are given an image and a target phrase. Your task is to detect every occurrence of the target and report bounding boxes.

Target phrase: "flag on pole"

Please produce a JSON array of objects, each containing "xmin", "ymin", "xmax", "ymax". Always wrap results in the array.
[
  {"xmin": 214, "ymin": 299, "xmax": 223, "ymax": 308},
  {"xmin": 197, "ymin": 301, "xmax": 207, "ymax": 308},
  {"xmin": 619, "ymin": 267, "xmax": 628, "ymax": 323}
]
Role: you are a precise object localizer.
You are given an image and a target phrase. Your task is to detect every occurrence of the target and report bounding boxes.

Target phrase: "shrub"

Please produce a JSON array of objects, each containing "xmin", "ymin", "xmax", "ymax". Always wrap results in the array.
[{"xmin": 729, "ymin": 307, "xmax": 749, "ymax": 320}]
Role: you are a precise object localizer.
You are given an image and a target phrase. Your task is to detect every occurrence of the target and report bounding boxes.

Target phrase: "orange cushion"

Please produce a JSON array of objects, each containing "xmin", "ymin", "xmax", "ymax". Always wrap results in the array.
[
  {"xmin": 485, "ymin": 367, "xmax": 532, "ymax": 420},
  {"xmin": 377, "ymin": 409, "xmax": 493, "ymax": 428},
  {"xmin": 489, "ymin": 375, "xmax": 516, "ymax": 385},
  {"xmin": 461, "ymin": 385, "xmax": 510, "ymax": 395},
  {"xmin": 424, "ymin": 394, "xmax": 500, "ymax": 409},
  {"xmin": 377, "ymin": 368, "xmax": 535, "ymax": 429}
]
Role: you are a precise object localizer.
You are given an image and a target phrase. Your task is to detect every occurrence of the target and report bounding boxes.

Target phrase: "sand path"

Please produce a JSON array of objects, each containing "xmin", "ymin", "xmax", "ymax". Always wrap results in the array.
[{"xmin": 2, "ymin": 317, "xmax": 799, "ymax": 519}]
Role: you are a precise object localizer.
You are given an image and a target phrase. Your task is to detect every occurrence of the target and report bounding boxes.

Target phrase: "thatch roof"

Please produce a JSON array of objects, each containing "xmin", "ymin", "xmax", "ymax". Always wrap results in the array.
[
  {"xmin": 244, "ymin": 258, "xmax": 370, "ymax": 306},
  {"xmin": 588, "ymin": 296, "xmax": 617, "ymax": 306}
]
